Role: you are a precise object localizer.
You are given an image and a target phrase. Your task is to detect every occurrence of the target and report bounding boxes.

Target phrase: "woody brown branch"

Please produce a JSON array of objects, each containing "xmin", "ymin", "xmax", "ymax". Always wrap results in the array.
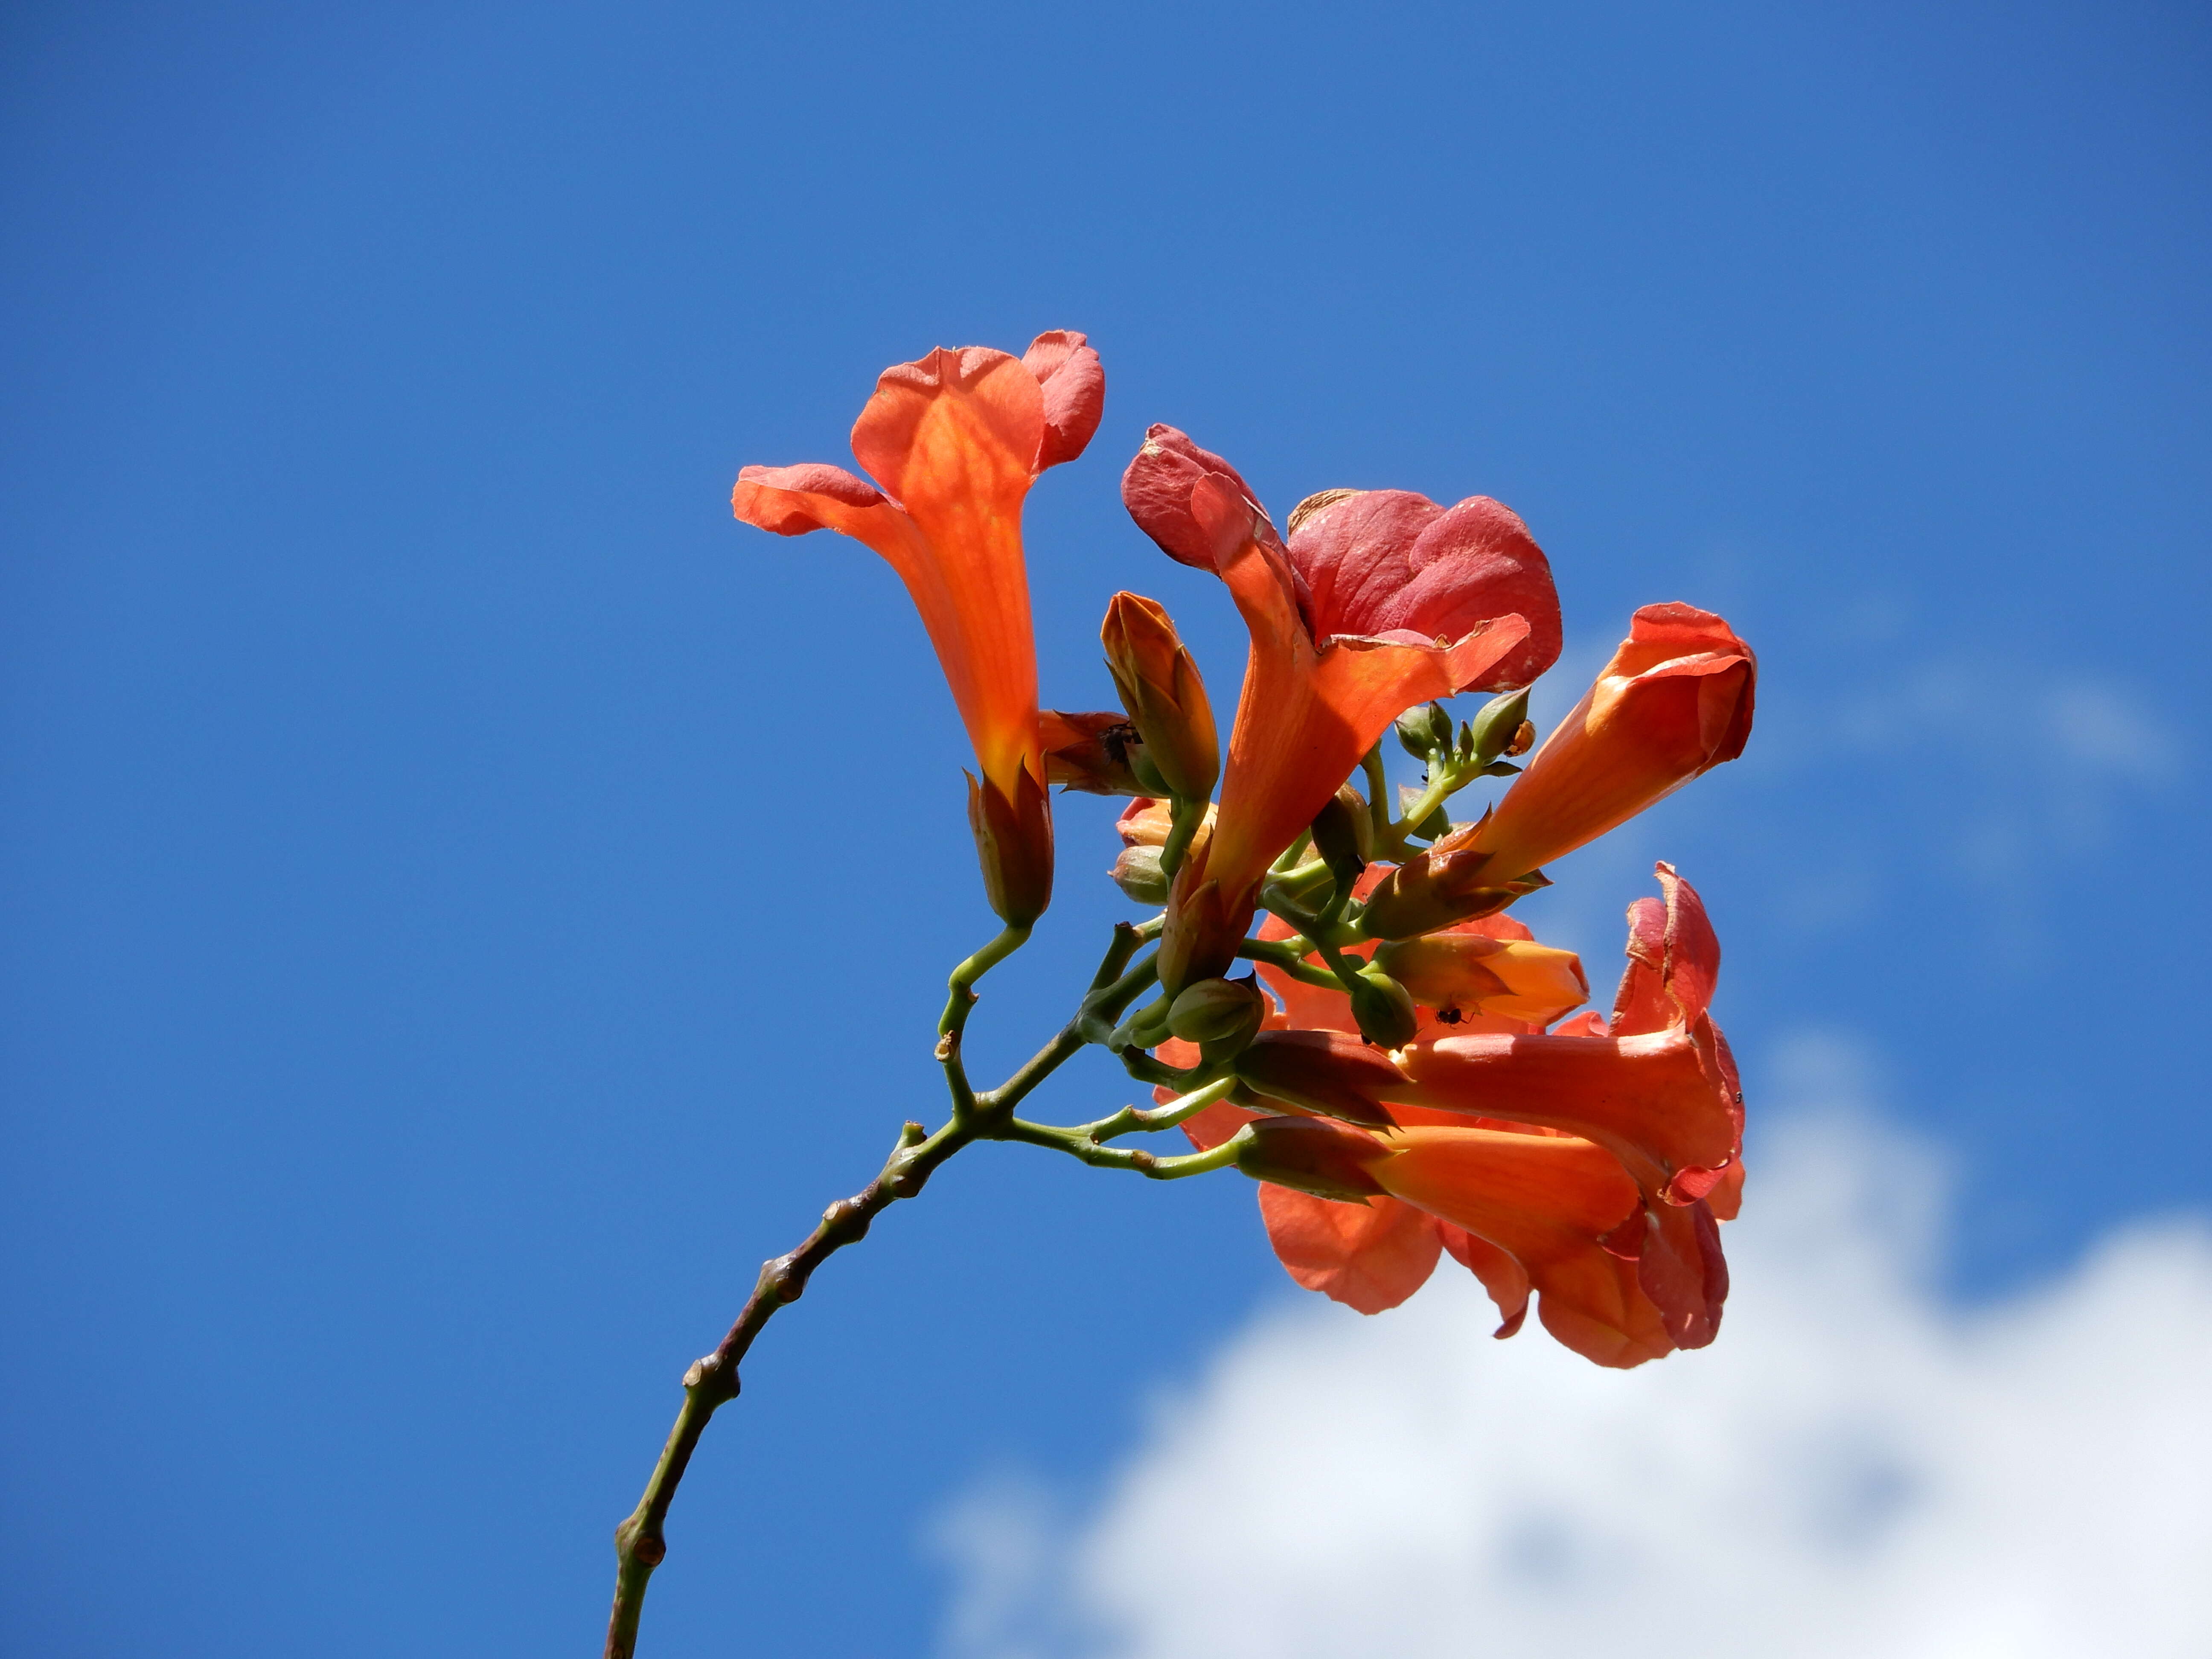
[{"xmin": 601, "ymin": 1118, "xmax": 954, "ymax": 1659}]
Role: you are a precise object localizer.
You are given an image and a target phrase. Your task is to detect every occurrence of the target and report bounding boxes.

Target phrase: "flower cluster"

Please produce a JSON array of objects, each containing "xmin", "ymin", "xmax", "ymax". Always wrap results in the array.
[{"xmin": 733, "ymin": 333, "xmax": 1756, "ymax": 1370}]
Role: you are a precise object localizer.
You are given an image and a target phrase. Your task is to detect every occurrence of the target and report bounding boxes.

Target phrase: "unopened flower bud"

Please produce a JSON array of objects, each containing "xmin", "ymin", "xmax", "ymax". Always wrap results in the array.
[
  {"xmin": 1308, "ymin": 785, "xmax": 1372, "ymax": 885},
  {"xmin": 1373, "ymin": 933, "xmax": 1589, "ymax": 1026},
  {"xmin": 1233, "ymin": 1115, "xmax": 1388, "ymax": 1203},
  {"xmin": 1347, "ymin": 964, "xmax": 1420, "ymax": 1048},
  {"xmin": 1102, "ymin": 593, "xmax": 1219, "ymax": 803},
  {"xmin": 1467, "ymin": 687, "xmax": 1532, "ymax": 766},
  {"xmin": 1118, "ymin": 796, "xmax": 1174, "ymax": 848},
  {"xmin": 1395, "ymin": 701, "xmax": 1454, "ymax": 760},
  {"xmin": 1112, "ymin": 843, "xmax": 1170, "ymax": 905},
  {"xmin": 1396, "ymin": 784, "xmax": 1452, "ymax": 842},
  {"xmin": 1167, "ymin": 975, "xmax": 1267, "ymax": 1048}
]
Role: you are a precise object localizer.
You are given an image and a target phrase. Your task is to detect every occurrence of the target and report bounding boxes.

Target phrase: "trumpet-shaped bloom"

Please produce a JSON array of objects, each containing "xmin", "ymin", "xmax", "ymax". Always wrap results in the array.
[
  {"xmin": 1121, "ymin": 428, "xmax": 1560, "ymax": 989},
  {"xmin": 1359, "ymin": 603, "xmax": 1752, "ymax": 934},
  {"xmin": 1196, "ymin": 865, "xmax": 1737, "ymax": 1365},
  {"xmin": 1465, "ymin": 601, "xmax": 1754, "ymax": 882},
  {"xmin": 1249, "ymin": 864, "xmax": 1741, "ymax": 1205},
  {"xmin": 732, "ymin": 332, "xmax": 1105, "ymax": 923}
]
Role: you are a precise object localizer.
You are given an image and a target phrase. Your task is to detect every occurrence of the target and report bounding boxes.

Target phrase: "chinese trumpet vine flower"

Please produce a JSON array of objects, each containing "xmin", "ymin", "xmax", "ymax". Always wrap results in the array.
[
  {"xmin": 1361, "ymin": 602, "xmax": 1754, "ymax": 935},
  {"xmin": 731, "ymin": 332, "xmax": 1105, "ymax": 924},
  {"xmin": 1121, "ymin": 428, "xmax": 1561, "ymax": 990},
  {"xmin": 1371, "ymin": 930, "xmax": 1590, "ymax": 1027},
  {"xmin": 1467, "ymin": 602, "xmax": 1753, "ymax": 882}
]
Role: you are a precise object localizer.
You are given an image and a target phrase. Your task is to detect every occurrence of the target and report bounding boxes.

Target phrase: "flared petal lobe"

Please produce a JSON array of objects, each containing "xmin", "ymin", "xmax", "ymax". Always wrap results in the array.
[
  {"xmin": 1231, "ymin": 1115, "xmax": 1684, "ymax": 1368},
  {"xmin": 1286, "ymin": 487, "xmax": 1562, "ymax": 690},
  {"xmin": 1369, "ymin": 1127, "xmax": 1676, "ymax": 1368},
  {"xmin": 846, "ymin": 346, "xmax": 1045, "ymax": 799},
  {"xmin": 1255, "ymin": 1185, "xmax": 1447, "ymax": 1314},
  {"xmin": 1022, "ymin": 331, "xmax": 1106, "ymax": 471}
]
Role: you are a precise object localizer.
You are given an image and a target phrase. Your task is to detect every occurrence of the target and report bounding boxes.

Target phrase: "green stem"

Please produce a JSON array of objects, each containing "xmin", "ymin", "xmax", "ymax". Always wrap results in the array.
[
  {"xmin": 1115, "ymin": 1046, "xmax": 1198, "ymax": 1089},
  {"xmin": 1159, "ymin": 795, "xmax": 1205, "ymax": 879},
  {"xmin": 998, "ymin": 1116, "xmax": 1252, "ymax": 1179},
  {"xmin": 1073, "ymin": 1076, "xmax": 1238, "ymax": 1143},
  {"xmin": 940, "ymin": 923, "xmax": 1033, "ymax": 1037},
  {"xmin": 1235, "ymin": 935, "xmax": 1340, "ymax": 989},
  {"xmin": 1360, "ymin": 744, "xmax": 1392, "ymax": 843}
]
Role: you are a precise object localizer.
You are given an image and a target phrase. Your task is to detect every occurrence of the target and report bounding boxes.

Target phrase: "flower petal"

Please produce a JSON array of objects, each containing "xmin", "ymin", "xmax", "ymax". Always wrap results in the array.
[
  {"xmin": 1022, "ymin": 330, "xmax": 1106, "ymax": 471},
  {"xmin": 844, "ymin": 347, "xmax": 1048, "ymax": 800},
  {"xmin": 851, "ymin": 347, "xmax": 1044, "ymax": 508},
  {"xmin": 1437, "ymin": 1223, "xmax": 1532, "ymax": 1338},
  {"xmin": 1287, "ymin": 488, "xmax": 1562, "ymax": 688},
  {"xmin": 1465, "ymin": 603, "xmax": 1755, "ymax": 880},
  {"xmin": 1634, "ymin": 1196, "xmax": 1729, "ymax": 1350},
  {"xmin": 1610, "ymin": 862, "xmax": 1721, "ymax": 1036},
  {"xmin": 1122, "ymin": 425, "xmax": 1279, "ymax": 573},
  {"xmin": 732, "ymin": 463, "xmax": 904, "ymax": 541},
  {"xmin": 1394, "ymin": 1027, "xmax": 1740, "ymax": 1205},
  {"xmin": 1256, "ymin": 1186, "xmax": 1445, "ymax": 1314},
  {"xmin": 1372, "ymin": 1127, "xmax": 1675, "ymax": 1369},
  {"xmin": 1040, "ymin": 709, "xmax": 1143, "ymax": 795}
]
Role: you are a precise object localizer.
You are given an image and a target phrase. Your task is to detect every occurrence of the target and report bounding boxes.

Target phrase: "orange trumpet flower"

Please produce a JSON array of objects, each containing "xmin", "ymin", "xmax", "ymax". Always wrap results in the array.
[
  {"xmin": 731, "ymin": 332, "xmax": 1105, "ymax": 924},
  {"xmin": 1360, "ymin": 604, "xmax": 1753, "ymax": 935},
  {"xmin": 1121, "ymin": 428, "xmax": 1561, "ymax": 989},
  {"xmin": 1473, "ymin": 602, "xmax": 1754, "ymax": 882}
]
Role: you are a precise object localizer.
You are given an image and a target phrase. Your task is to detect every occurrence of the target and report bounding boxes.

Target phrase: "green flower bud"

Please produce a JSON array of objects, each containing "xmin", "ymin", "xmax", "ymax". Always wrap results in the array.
[
  {"xmin": 1111, "ymin": 843, "xmax": 1170, "ymax": 905},
  {"xmin": 1395, "ymin": 701, "xmax": 1454, "ymax": 760},
  {"xmin": 1346, "ymin": 964, "xmax": 1419, "ymax": 1049},
  {"xmin": 1467, "ymin": 687, "xmax": 1532, "ymax": 766},
  {"xmin": 1308, "ymin": 784, "xmax": 1372, "ymax": 886},
  {"xmin": 1396, "ymin": 784, "xmax": 1453, "ymax": 843},
  {"xmin": 1167, "ymin": 975, "xmax": 1268, "ymax": 1048}
]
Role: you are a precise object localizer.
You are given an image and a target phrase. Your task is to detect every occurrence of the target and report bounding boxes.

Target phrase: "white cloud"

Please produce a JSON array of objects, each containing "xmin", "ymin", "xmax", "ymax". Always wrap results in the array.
[
  {"xmin": 931, "ymin": 1036, "xmax": 2212, "ymax": 1659},
  {"xmin": 1824, "ymin": 661, "xmax": 2184, "ymax": 876}
]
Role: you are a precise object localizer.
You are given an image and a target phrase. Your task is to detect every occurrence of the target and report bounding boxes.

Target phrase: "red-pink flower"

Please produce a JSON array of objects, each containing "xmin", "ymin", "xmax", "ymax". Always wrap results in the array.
[{"xmin": 1121, "ymin": 429, "xmax": 1560, "ymax": 989}]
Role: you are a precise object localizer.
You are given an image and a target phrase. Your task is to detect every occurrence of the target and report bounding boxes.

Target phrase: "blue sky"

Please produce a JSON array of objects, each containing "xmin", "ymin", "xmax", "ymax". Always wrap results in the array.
[{"xmin": 3, "ymin": 3, "xmax": 2207, "ymax": 1655}]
